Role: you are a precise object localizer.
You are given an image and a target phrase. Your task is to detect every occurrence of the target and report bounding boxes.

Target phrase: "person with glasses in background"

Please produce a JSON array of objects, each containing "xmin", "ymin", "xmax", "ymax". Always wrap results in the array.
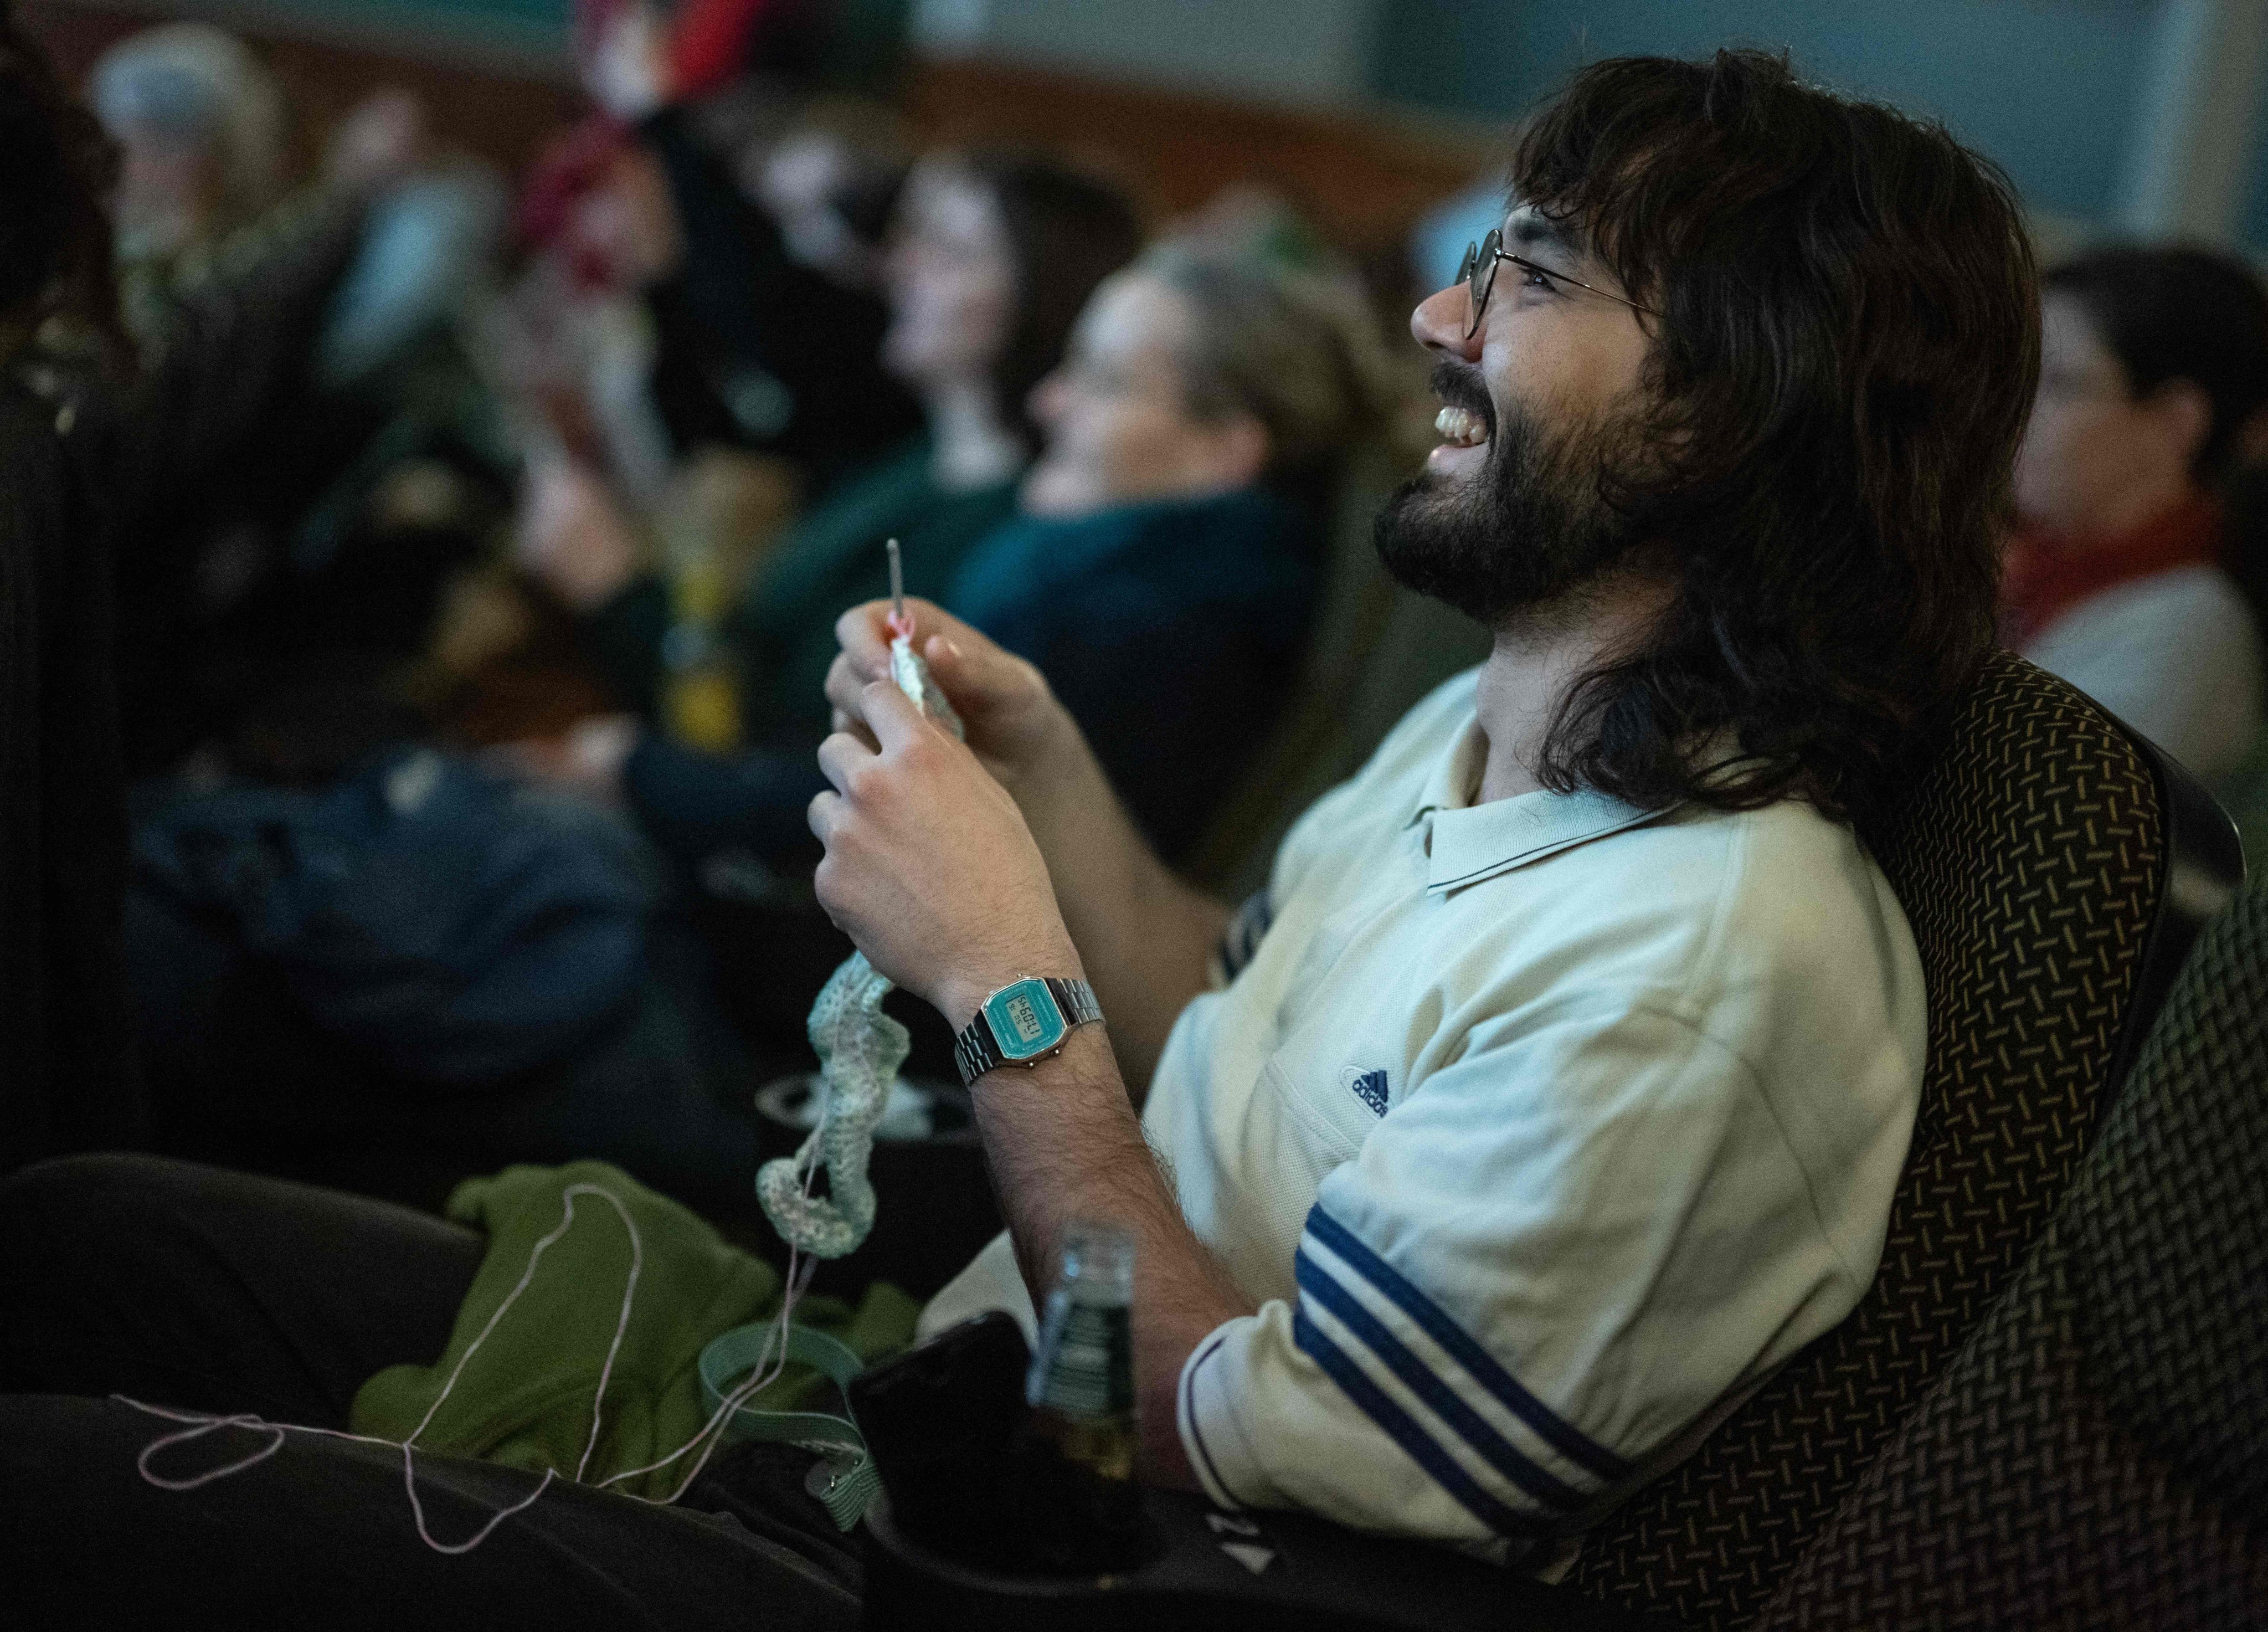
[{"xmin": 2003, "ymin": 245, "xmax": 2268, "ymax": 784}]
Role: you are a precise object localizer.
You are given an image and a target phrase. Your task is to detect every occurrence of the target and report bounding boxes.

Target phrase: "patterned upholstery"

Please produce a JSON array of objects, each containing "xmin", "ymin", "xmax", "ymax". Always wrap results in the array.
[
  {"xmin": 1754, "ymin": 874, "xmax": 2268, "ymax": 1628},
  {"xmin": 1570, "ymin": 650, "xmax": 2168, "ymax": 1628}
]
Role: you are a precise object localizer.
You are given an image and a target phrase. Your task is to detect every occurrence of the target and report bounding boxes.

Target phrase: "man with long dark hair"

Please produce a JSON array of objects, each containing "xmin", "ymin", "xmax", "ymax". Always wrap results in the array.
[
  {"xmin": 1, "ymin": 48, "xmax": 2038, "ymax": 1618},
  {"xmin": 811, "ymin": 47, "xmax": 2036, "ymax": 1550}
]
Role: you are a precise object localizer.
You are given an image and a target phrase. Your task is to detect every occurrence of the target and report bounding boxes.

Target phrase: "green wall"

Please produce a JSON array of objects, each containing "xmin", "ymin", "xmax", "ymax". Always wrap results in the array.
[{"xmin": 1369, "ymin": 0, "xmax": 2169, "ymax": 228}]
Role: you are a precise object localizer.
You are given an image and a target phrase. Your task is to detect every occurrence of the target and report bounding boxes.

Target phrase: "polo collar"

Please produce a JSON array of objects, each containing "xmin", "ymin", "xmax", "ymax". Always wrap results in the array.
[{"xmin": 1408, "ymin": 716, "xmax": 1672, "ymax": 892}]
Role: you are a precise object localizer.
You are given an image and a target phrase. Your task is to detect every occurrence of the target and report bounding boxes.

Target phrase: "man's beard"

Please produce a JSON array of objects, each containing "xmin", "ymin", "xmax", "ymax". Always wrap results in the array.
[{"xmin": 1375, "ymin": 362, "xmax": 1648, "ymax": 627}]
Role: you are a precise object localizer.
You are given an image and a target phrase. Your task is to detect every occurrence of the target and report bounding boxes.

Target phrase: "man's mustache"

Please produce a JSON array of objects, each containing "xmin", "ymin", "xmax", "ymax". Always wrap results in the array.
[{"xmin": 1429, "ymin": 360, "xmax": 1496, "ymax": 434}]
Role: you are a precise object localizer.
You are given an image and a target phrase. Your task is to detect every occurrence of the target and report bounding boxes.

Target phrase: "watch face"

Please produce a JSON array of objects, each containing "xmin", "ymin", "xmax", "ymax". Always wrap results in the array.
[{"xmin": 984, "ymin": 978, "xmax": 1067, "ymax": 1061}]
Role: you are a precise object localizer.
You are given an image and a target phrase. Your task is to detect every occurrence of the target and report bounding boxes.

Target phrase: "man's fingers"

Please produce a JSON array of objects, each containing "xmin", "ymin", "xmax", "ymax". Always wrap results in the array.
[
  {"xmin": 860, "ymin": 678, "xmax": 929, "ymax": 750},
  {"xmin": 824, "ymin": 651, "xmax": 876, "ymax": 725},
  {"xmin": 815, "ymin": 730, "xmax": 873, "ymax": 797},
  {"xmin": 831, "ymin": 707, "xmax": 881, "ymax": 752},
  {"xmin": 833, "ymin": 602, "xmax": 898, "ymax": 679},
  {"xmin": 919, "ymin": 631, "xmax": 1021, "ymax": 707},
  {"xmin": 807, "ymin": 788, "xmax": 843, "ymax": 844}
]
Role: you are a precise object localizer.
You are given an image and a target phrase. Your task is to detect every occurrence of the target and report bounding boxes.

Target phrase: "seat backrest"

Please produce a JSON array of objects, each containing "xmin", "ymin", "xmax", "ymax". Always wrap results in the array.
[
  {"xmin": 1754, "ymin": 873, "xmax": 2268, "ymax": 1628},
  {"xmin": 1568, "ymin": 651, "xmax": 2180, "ymax": 1628}
]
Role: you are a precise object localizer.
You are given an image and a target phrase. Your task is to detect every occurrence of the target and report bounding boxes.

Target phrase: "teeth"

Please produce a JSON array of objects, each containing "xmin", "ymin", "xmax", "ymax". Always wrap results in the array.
[{"xmin": 1434, "ymin": 405, "xmax": 1488, "ymax": 447}]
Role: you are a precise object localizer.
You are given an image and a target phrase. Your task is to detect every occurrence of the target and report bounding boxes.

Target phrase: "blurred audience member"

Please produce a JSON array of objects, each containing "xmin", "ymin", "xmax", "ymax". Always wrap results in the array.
[
  {"xmin": 565, "ymin": 1, "xmax": 923, "ymax": 495},
  {"xmin": 86, "ymin": 22, "xmax": 503, "ymax": 775},
  {"xmin": 88, "ymin": 22, "xmax": 286, "ymax": 306},
  {"xmin": 2006, "ymin": 246, "xmax": 2268, "ymax": 780},
  {"xmin": 91, "ymin": 25, "xmax": 494, "ymax": 384},
  {"xmin": 538, "ymin": 236, "xmax": 1397, "ymax": 877},
  {"xmin": 0, "ymin": 1, "xmax": 140, "ymax": 1167},
  {"xmin": 524, "ymin": 151, "xmax": 1143, "ymax": 752},
  {"xmin": 505, "ymin": 118, "xmax": 686, "ymax": 505}
]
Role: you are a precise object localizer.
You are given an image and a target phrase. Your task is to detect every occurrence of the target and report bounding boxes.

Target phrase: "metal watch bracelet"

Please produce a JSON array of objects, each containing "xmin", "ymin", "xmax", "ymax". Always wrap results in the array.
[{"xmin": 953, "ymin": 977, "xmax": 1103, "ymax": 1087}]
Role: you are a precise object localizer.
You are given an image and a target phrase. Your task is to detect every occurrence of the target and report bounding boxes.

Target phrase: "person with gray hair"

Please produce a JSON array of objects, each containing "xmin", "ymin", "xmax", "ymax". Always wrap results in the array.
[
  {"xmin": 1130, "ymin": 237, "xmax": 1403, "ymax": 520},
  {"xmin": 89, "ymin": 20, "xmax": 286, "ymax": 268},
  {"xmin": 588, "ymin": 230, "xmax": 1405, "ymax": 877}
]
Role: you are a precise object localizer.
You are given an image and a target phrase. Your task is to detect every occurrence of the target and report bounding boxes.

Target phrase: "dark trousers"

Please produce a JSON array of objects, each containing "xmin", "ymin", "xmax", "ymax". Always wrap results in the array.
[{"xmin": 0, "ymin": 1154, "xmax": 862, "ymax": 1631}]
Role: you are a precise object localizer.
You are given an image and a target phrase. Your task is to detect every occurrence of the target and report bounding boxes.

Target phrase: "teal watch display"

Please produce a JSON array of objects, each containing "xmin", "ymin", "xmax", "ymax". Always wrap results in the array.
[{"xmin": 953, "ymin": 977, "xmax": 1103, "ymax": 1087}]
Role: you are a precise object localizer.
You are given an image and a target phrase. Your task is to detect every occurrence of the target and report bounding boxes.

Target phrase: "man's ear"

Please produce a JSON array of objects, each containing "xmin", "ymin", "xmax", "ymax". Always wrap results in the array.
[{"xmin": 2147, "ymin": 378, "xmax": 2214, "ymax": 474}]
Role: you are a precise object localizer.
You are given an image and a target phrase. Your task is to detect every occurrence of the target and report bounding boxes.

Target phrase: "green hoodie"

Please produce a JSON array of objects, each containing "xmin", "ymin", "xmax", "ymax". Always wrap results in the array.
[{"xmin": 351, "ymin": 1161, "xmax": 917, "ymax": 1501}]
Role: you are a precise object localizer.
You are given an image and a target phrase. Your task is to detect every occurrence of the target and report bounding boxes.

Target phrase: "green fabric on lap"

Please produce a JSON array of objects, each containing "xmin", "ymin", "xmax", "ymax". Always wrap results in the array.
[{"xmin": 350, "ymin": 1160, "xmax": 918, "ymax": 1501}]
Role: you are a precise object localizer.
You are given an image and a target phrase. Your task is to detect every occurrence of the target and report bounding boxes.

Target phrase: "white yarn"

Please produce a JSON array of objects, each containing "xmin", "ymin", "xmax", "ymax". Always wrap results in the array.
[
  {"xmin": 124, "ymin": 618, "xmax": 957, "ymax": 1544},
  {"xmin": 757, "ymin": 632, "xmax": 961, "ymax": 1259},
  {"xmin": 124, "ymin": 1179, "xmax": 819, "ymax": 1552}
]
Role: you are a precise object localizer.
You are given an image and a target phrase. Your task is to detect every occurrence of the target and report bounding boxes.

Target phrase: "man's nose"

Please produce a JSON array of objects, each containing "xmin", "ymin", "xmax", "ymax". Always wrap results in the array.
[{"xmin": 1412, "ymin": 284, "xmax": 1483, "ymax": 362}]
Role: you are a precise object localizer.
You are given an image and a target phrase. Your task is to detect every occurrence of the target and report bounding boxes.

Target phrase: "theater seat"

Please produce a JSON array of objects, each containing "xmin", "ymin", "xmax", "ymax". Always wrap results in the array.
[
  {"xmin": 1751, "ymin": 870, "xmax": 2268, "ymax": 1627},
  {"xmin": 861, "ymin": 650, "xmax": 2243, "ymax": 1630},
  {"xmin": 1568, "ymin": 650, "xmax": 2240, "ymax": 1628}
]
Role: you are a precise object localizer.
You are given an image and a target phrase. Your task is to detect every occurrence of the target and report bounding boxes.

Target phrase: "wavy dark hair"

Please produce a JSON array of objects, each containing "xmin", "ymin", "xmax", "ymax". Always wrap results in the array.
[
  {"xmin": 1514, "ymin": 50, "xmax": 2038, "ymax": 828},
  {"xmin": 0, "ymin": 1, "xmax": 122, "ymax": 355},
  {"xmin": 956, "ymin": 151, "xmax": 1144, "ymax": 445}
]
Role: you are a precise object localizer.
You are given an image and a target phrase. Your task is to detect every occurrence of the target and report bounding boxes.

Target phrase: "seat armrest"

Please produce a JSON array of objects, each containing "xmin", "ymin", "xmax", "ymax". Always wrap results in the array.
[
  {"xmin": 861, "ymin": 1488, "xmax": 1689, "ymax": 1631},
  {"xmin": 2103, "ymin": 727, "xmax": 2246, "ymax": 1106}
]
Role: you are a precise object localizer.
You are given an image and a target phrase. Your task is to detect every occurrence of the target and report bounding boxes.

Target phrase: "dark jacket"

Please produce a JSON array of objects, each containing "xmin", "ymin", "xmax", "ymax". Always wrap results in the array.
[
  {"xmin": 132, "ymin": 749, "xmax": 655, "ymax": 1087},
  {"xmin": 586, "ymin": 433, "xmax": 1019, "ymax": 743},
  {"xmin": 950, "ymin": 486, "xmax": 1319, "ymax": 859},
  {"xmin": 105, "ymin": 196, "xmax": 379, "ymax": 775},
  {"xmin": 0, "ymin": 366, "xmax": 139, "ymax": 1169},
  {"xmin": 638, "ymin": 108, "xmax": 920, "ymax": 491},
  {"xmin": 622, "ymin": 484, "xmax": 1320, "ymax": 871}
]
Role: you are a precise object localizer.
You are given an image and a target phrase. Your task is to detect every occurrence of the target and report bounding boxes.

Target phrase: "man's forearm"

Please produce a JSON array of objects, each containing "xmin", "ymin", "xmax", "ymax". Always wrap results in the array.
[
  {"xmin": 1013, "ymin": 718, "xmax": 1231, "ymax": 1095},
  {"xmin": 955, "ymin": 1027, "xmax": 1254, "ymax": 1487}
]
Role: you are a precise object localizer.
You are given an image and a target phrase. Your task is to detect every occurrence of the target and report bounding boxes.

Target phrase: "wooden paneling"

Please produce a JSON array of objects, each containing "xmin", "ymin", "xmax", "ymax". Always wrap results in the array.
[
  {"xmin": 19, "ymin": 0, "xmax": 579, "ymax": 181},
  {"xmin": 19, "ymin": 3, "xmax": 1496, "ymax": 268},
  {"xmin": 901, "ymin": 55, "xmax": 1494, "ymax": 264}
]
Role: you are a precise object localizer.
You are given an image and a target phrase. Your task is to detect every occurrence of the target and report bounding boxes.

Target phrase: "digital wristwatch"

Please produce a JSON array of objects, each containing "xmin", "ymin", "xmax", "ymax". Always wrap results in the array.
[{"xmin": 952, "ymin": 977, "xmax": 1104, "ymax": 1087}]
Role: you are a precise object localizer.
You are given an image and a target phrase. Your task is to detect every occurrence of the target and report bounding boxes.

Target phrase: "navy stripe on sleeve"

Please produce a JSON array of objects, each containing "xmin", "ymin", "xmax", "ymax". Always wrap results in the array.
[
  {"xmin": 1181, "ymin": 1332, "xmax": 1238, "ymax": 1505},
  {"xmin": 1293, "ymin": 1308, "xmax": 1540, "ymax": 1540},
  {"xmin": 1305, "ymin": 1207, "xmax": 1633, "ymax": 1482},
  {"xmin": 1297, "ymin": 1249, "xmax": 1587, "ymax": 1512}
]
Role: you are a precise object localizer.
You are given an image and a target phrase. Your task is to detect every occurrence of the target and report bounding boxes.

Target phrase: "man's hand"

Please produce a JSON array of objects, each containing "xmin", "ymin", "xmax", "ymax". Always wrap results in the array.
[
  {"xmin": 811, "ymin": 678, "xmax": 1081, "ymax": 1026},
  {"xmin": 516, "ymin": 460, "xmax": 642, "ymax": 612},
  {"xmin": 822, "ymin": 596, "xmax": 1231, "ymax": 1089},
  {"xmin": 825, "ymin": 600, "xmax": 1078, "ymax": 803},
  {"xmin": 486, "ymin": 714, "xmax": 641, "ymax": 805},
  {"xmin": 326, "ymin": 89, "xmax": 426, "ymax": 197}
]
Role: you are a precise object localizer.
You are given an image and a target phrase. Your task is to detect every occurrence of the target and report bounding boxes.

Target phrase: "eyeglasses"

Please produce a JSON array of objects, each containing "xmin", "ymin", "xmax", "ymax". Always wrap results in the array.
[{"xmin": 1456, "ymin": 227, "xmax": 1658, "ymax": 336}]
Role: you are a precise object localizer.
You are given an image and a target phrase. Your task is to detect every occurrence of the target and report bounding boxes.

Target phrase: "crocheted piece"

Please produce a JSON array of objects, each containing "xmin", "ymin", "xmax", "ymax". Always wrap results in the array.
[
  {"xmin": 758, "ymin": 633, "xmax": 959, "ymax": 1260},
  {"xmin": 889, "ymin": 633, "xmax": 963, "ymax": 737},
  {"xmin": 757, "ymin": 950, "xmax": 908, "ymax": 1258}
]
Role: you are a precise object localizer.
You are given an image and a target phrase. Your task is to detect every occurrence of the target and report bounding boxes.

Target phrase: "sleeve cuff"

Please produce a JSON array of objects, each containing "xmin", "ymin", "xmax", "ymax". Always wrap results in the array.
[{"xmin": 1177, "ymin": 1315, "xmax": 1272, "ymax": 1511}]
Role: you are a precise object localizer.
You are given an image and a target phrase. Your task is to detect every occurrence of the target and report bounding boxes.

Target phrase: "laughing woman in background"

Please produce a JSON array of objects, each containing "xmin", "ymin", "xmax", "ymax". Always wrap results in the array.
[{"xmin": 521, "ymin": 234, "xmax": 1398, "ymax": 877}]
